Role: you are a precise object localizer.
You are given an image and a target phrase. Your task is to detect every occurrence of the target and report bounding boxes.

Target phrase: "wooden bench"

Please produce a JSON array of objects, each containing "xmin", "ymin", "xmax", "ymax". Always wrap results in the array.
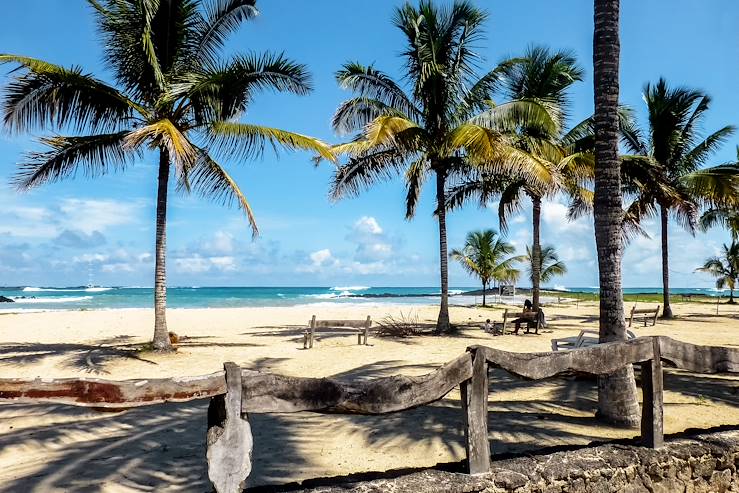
[
  {"xmin": 303, "ymin": 316, "xmax": 372, "ymax": 349},
  {"xmin": 628, "ymin": 305, "xmax": 660, "ymax": 327},
  {"xmin": 680, "ymin": 294, "xmax": 693, "ymax": 302},
  {"xmin": 551, "ymin": 329, "xmax": 636, "ymax": 351},
  {"xmin": 501, "ymin": 309, "xmax": 541, "ymax": 334}
]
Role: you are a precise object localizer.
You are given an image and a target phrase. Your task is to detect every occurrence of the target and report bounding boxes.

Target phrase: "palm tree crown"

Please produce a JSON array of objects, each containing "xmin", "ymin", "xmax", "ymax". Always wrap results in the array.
[
  {"xmin": 450, "ymin": 229, "xmax": 522, "ymax": 306},
  {"xmin": 524, "ymin": 244, "xmax": 567, "ymax": 284},
  {"xmin": 696, "ymin": 241, "xmax": 739, "ymax": 303},
  {"xmin": 1, "ymin": 0, "xmax": 331, "ymax": 349},
  {"xmin": 327, "ymin": 1, "xmax": 552, "ymax": 332},
  {"xmin": 625, "ymin": 78, "xmax": 738, "ymax": 317}
]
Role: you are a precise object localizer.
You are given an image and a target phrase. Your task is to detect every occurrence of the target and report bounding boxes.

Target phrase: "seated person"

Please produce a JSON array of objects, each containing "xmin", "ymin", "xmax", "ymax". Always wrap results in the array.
[{"xmin": 513, "ymin": 300, "xmax": 541, "ymax": 335}]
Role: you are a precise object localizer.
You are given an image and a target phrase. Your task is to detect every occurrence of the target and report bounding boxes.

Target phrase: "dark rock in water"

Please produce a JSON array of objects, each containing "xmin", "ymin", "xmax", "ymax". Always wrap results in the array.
[{"xmin": 0, "ymin": 296, "xmax": 14, "ymax": 303}]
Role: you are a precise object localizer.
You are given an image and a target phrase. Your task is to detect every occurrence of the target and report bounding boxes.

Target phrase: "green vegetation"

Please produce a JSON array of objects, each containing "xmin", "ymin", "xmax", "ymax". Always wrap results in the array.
[
  {"xmin": 696, "ymin": 240, "xmax": 739, "ymax": 303},
  {"xmin": 451, "ymin": 230, "xmax": 523, "ymax": 306},
  {"xmin": 1, "ymin": 0, "xmax": 331, "ymax": 350}
]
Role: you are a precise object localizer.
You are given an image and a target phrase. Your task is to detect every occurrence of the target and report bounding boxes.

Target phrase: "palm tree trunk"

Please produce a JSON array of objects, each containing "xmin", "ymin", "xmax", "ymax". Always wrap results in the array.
[
  {"xmin": 153, "ymin": 149, "xmax": 173, "ymax": 351},
  {"xmin": 531, "ymin": 195, "xmax": 542, "ymax": 311},
  {"xmin": 482, "ymin": 283, "xmax": 486, "ymax": 307},
  {"xmin": 436, "ymin": 169, "xmax": 451, "ymax": 333},
  {"xmin": 593, "ymin": 0, "xmax": 640, "ymax": 427},
  {"xmin": 660, "ymin": 205, "xmax": 674, "ymax": 318}
]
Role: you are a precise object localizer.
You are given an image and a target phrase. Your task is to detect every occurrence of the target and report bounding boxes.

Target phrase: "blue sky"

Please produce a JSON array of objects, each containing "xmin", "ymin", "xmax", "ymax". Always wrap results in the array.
[{"xmin": 0, "ymin": 0, "xmax": 737, "ymax": 288}]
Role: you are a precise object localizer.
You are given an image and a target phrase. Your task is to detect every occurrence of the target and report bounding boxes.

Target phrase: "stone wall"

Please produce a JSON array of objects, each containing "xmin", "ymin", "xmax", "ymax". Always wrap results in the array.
[{"xmin": 296, "ymin": 430, "xmax": 739, "ymax": 493}]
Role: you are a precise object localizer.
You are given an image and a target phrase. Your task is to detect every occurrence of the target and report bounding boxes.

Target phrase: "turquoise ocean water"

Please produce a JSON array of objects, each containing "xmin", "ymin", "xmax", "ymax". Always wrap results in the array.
[{"xmin": 0, "ymin": 285, "xmax": 729, "ymax": 312}]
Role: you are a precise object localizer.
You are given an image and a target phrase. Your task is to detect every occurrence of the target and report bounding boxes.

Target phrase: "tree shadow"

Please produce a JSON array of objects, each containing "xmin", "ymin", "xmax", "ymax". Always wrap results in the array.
[{"xmin": 0, "ymin": 336, "xmax": 157, "ymax": 374}]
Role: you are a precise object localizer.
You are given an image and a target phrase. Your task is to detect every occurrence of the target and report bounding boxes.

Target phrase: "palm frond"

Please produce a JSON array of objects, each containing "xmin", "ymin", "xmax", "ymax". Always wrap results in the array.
[
  {"xmin": 335, "ymin": 62, "xmax": 419, "ymax": 121},
  {"xmin": 331, "ymin": 147, "xmax": 408, "ymax": 200},
  {"xmin": 209, "ymin": 121, "xmax": 334, "ymax": 162},
  {"xmin": 405, "ymin": 158, "xmax": 429, "ymax": 219},
  {"xmin": 125, "ymin": 119, "xmax": 197, "ymax": 169},
  {"xmin": 13, "ymin": 132, "xmax": 133, "ymax": 189},
  {"xmin": 194, "ymin": 0, "xmax": 259, "ymax": 64},
  {"xmin": 0, "ymin": 55, "xmax": 142, "ymax": 132},
  {"xmin": 188, "ymin": 146, "xmax": 258, "ymax": 236}
]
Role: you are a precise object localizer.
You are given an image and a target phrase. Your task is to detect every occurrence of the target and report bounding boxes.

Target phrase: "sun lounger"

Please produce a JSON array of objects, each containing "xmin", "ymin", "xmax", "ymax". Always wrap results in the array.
[
  {"xmin": 551, "ymin": 329, "xmax": 636, "ymax": 351},
  {"xmin": 303, "ymin": 315, "xmax": 372, "ymax": 349},
  {"xmin": 627, "ymin": 305, "xmax": 660, "ymax": 327}
]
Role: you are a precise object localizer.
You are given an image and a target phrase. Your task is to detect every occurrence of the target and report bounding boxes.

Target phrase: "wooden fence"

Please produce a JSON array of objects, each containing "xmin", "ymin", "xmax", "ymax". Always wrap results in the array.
[{"xmin": 1, "ymin": 336, "xmax": 737, "ymax": 492}]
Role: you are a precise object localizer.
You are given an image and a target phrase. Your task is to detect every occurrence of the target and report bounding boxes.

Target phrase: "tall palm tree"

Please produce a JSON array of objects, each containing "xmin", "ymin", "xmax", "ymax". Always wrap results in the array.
[
  {"xmin": 696, "ymin": 241, "xmax": 739, "ymax": 303},
  {"xmin": 593, "ymin": 0, "xmax": 641, "ymax": 427},
  {"xmin": 450, "ymin": 229, "xmax": 522, "ymax": 306},
  {"xmin": 624, "ymin": 79, "xmax": 737, "ymax": 319},
  {"xmin": 1, "ymin": 0, "xmax": 331, "ymax": 351},
  {"xmin": 326, "ymin": 1, "xmax": 553, "ymax": 333},
  {"xmin": 444, "ymin": 46, "xmax": 586, "ymax": 312},
  {"xmin": 524, "ymin": 244, "xmax": 566, "ymax": 285}
]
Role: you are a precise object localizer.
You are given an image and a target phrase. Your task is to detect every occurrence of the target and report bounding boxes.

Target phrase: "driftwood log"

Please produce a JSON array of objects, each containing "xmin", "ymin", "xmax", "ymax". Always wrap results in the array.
[
  {"xmin": 241, "ymin": 352, "xmax": 472, "ymax": 414},
  {"xmin": 207, "ymin": 362, "xmax": 252, "ymax": 493}
]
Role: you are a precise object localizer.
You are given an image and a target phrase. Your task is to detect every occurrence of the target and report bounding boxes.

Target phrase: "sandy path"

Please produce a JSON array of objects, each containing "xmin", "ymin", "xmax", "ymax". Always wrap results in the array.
[{"xmin": 0, "ymin": 301, "xmax": 737, "ymax": 491}]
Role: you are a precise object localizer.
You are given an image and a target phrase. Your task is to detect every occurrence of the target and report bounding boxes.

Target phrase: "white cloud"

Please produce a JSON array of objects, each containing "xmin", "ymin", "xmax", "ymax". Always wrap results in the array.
[
  {"xmin": 203, "ymin": 231, "xmax": 235, "ymax": 255},
  {"xmin": 541, "ymin": 201, "xmax": 590, "ymax": 233},
  {"xmin": 353, "ymin": 216, "xmax": 383, "ymax": 235},
  {"xmin": 59, "ymin": 198, "xmax": 142, "ymax": 234}
]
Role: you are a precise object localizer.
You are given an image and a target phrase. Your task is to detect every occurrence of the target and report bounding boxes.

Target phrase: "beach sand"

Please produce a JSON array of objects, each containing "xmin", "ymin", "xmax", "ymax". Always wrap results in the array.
[{"xmin": 0, "ymin": 301, "xmax": 738, "ymax": 491}]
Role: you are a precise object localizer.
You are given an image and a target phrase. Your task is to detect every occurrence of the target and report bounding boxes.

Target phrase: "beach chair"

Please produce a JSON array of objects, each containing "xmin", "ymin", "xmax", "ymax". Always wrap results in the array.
[
  {"xmin": 303, "ymin": 315, "xmax": 372, "ymax": 349},
  {"xmin": 551, "ymin": 329, "xmax": 636, "ymax": 351},
  {"xmin": 627, "ymin": 305, "xmax": 660, "ymax": 327}
]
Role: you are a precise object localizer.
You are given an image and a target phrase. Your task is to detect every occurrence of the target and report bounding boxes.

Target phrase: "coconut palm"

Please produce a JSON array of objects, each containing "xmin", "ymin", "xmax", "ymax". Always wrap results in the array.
[
  {"xmin": 450, "ymin": 229, "xmax": 522, "ymax": 306},
  {"xmin": 592, "ymin": 0, "xmax": 641, "ymax": 427},
  {"xmin": 524, "ymin": 245, "xmax": 566, "ymax": 285},
  {"xmin": 696, "ymin": 241, "xmax": 739, "ymax": 303},
  {"xmin": 699, "ymin": 147, "xmax": 739, "ymax": 238},
  {"xmin": 326, "ymin": 1, "xmax": 554, "ymax": 333},
  {"xmin": 624, "ymin": 79, "xmax": 737, "ymax": 319},
  {"xmin": 444, "ymin": 46, "xmax": 586, "ymax": 313},
  {"xmin": 1, "ymin": 0, "xmax": 332, "ymax": 351}
]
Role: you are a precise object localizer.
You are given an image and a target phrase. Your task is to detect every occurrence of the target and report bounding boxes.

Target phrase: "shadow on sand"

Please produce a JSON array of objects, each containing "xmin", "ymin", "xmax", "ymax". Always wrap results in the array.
[{"xmin": 0, "ymin": 360, "xmax": 737, "ymax": 491}]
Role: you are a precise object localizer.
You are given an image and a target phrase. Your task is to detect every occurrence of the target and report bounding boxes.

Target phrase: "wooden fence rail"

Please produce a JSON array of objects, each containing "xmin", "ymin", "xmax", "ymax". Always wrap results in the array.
[{"xmin": 0, "ymin": 336, "xmax": 737, "ymax": 492}]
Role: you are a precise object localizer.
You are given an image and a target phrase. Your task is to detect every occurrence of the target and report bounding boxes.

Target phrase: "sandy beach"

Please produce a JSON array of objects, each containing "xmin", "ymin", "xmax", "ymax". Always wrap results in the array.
[{"xmin": 0, "ymin": 301, "xmax": 737, "ymax": 491}]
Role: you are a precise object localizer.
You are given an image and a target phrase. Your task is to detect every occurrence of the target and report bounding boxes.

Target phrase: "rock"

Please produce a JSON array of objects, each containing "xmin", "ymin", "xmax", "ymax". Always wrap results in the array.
[
  {"xmin": 295, "ymin": 430, "xmax": 739, "ymax": 493},
  {"xmin": 0, "ymin": 296, "xmax": 14, "ymax": 303}
]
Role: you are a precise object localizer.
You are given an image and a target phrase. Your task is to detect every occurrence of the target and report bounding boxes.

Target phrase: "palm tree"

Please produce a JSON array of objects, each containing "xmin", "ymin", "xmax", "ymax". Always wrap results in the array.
[
  {"xmin": 593, "ymin": 0, "xmax": 641, "ymax": 427},
  {"xmin": 326, "ymin": 1, "xmax": 553, "ymax": 333},
  {"xmin": 524, "ymin": 245, "xmax": 566, "ymax": 285},
  {"xmin": 696, "ymin": 241, "xmax": 739, "ymax": 303},
  {"xmin": 624, "ymin": 79, "xmax": 737, "ymax": 319},
  {"xmin": 699, "ymin": 147, "xmax": 739, "ymax": 238},
  {"xmin": 450, "ymin": 230, "xmax": 522, "ymax": 306},
  {"xmin": 444, "ymin": 46, "xmax": 586, "ymax": 313},
  {"xmin": 1, "ymin": 0, "xmax": 331, "ymax": 351}
]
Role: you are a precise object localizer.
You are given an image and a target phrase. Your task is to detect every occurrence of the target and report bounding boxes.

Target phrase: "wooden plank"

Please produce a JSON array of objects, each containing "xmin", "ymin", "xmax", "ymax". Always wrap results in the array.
[
  {"xmin": 641, "ymin": 338, "xmax": 664, "ymax": 448},
  {"xmin": 658, "ymin": 336, "xmax": 739, "ymax": 373},
  {"xmin": 0, "ymin": 372, "xmax": 226, "ymax": 408},
  {"xmin": 207, "ymin": 363, "xmax": 253, "ymax": 493},
  {"xmin": 314, "ymin": 320, "xmax": 370, "ymax": 328},
  {"xmin": 462, "ymin": 348, "xmax": 490, "ymax": 475},
  {"xmin": 241, "ymin": 352, "xmax": 473, "ymax": 414},
  {"xmin": 473, "ymin": 337, "xmax": 654, "ymax": 380}
]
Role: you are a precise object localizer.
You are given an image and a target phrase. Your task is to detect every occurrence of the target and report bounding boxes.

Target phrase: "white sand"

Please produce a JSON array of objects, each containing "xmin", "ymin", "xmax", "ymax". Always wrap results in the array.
[{"xmin": 0, "ymin": 301, "xmax": 737, "ymax": 491}]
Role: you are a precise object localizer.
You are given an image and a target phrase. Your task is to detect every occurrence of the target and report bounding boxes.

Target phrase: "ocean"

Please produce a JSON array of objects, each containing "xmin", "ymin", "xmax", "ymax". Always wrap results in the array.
[{"xmin": 0, "ymin": 285, "xmax": 728, "ymax": 313}]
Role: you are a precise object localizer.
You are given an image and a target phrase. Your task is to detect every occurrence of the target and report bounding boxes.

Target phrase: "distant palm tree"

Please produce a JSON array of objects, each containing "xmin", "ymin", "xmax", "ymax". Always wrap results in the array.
[
  {"xmin": 444, "ymin": 46, "xmax": 586, "ymax": 313},
  {"xmin": 450, "ymin": 230, "xmax": 522, "ymax": 306},
  {"xmin": 326, "ymin": 1, "xmax": 553, "ymax": 333},
  {"xmin": 624, "ymin": 79, "xmax": 737, "ymax": 319},
  {"xmin": 1, "ymin": 0, "xmax": 331, "ymax": 350},
  {"xmin": 592, "ymin": 0, "xmax": 641, "ymax": 427},
  {"xmin": 696, "ymin": 241, "xmax": 739, "ymax": 303},
  {"xmin": 524, "ymin": 245, "xmax": 566, "ymax": 285}
]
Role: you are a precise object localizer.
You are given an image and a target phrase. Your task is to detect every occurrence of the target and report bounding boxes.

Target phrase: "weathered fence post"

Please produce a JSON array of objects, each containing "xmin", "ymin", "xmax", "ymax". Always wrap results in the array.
[
  {"xmin": 641, "ymin": 337, "xmax": 664, "ymax": 448},
  {"xmin": 461, "ymin": 348, "xmax": 490, "ymax": 474},
  {"xmin": 207, "ymin": 362, "xmax": 253, "ymax": 493}
]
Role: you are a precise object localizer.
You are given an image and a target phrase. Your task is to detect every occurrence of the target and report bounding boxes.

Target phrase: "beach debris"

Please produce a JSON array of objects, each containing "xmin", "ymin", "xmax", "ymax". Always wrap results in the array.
[{"xmin": 168, "ymin": 332, "xmax": 179, "ymax": 344}]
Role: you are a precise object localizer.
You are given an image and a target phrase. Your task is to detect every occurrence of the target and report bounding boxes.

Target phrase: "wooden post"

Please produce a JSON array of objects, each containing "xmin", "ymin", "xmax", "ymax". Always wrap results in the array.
[
  {"xmin": 207, "ymin": 362, "xmax": 253, "ymax": 493},
  {"xmin": 461, "ymin": 348, "xmax": 490, "ymax": 474},
  {"xmin": 309, "ymin": 315, "xmax": 316, "ymax": 349},
  {"xmin": 364, "ymin": 315, "xmax": 371, "ymax": 345},
  {"xmin": 641, "ymin": 338, "xmax": 664, "ymax": 448}
]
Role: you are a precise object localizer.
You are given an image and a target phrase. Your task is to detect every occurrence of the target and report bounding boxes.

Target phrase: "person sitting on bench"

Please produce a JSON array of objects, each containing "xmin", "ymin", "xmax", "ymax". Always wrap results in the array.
[{"xmin": 513, "ymin": 299, "xmax": 542, "ymax": 335}]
